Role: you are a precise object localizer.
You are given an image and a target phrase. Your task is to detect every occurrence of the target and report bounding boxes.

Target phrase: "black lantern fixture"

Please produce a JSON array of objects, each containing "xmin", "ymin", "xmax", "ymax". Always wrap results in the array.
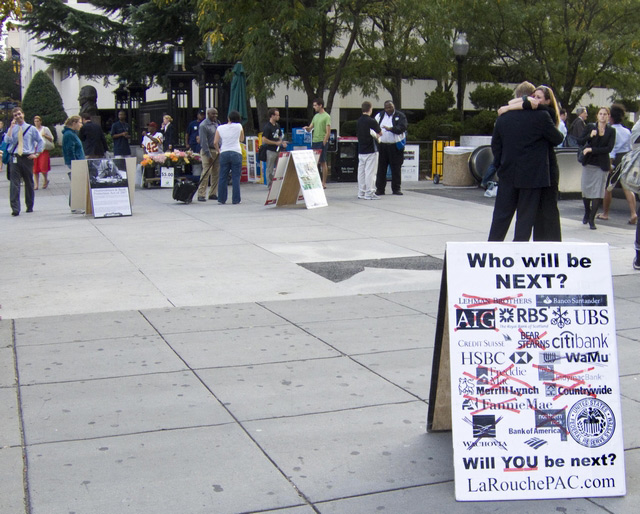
[
  {"xmin": 453, "ymin": 33, "xmax": 470, "ymax": 123},
  {"xmin": 114, "ymin": 78, "xmax": 129, "ymax": 111},
  {"xmin": 167, "ymin": 44, "xmax": 196, "ymax": 147}
]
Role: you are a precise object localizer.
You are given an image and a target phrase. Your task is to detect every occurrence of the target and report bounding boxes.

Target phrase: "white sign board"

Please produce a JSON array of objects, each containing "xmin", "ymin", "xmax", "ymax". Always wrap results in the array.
[
  {"xmin": 401, "ymin": 144, "xmax": 420, "ymax": 181},
  {"xmin": 446, "ymin": 242, "xmax": 625, "ymax": 501},
  {"xmin": 290, "ymin": 150, "xmax": 327, "ymax": 209},
  {"xmin": 87, "ymin": 158, "xmax": 132, "ymax": 218},
  {"xmin": 160, "ymin": 166, "xmax": 174, "ymax": 188}
]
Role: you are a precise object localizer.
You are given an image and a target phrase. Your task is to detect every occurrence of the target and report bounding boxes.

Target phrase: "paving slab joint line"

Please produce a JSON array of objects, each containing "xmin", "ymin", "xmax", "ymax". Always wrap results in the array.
[
  {"xmin": 137, "ymin": 309, "xmax": 322, "ymax": 512},
  {"xmin": 584, "ymin": 498, "xmax": 617, "ymax": 514},
  {"xmin": 286, "ymin": 315, "xmax": 431, "ymax": 404},
  {"xmin": 312, "ymin": 478, "xmax": 454, "ymax": 507},
  {"xmin": 372, "ymin": 291, "xmax": 437, "ymax": 316},
  {"xmin": 10, "ymin": 318, "xmax": 30, "ymax": 514}
]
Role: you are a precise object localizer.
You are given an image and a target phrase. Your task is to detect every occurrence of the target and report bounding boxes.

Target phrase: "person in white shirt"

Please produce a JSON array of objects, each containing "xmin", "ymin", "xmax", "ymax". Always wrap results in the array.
[
  {"xmin": 599, "ymin": 103, "xmax": 636, "ymax": 224},
  {"xmin": 214, "ymin": 110, "xmax": 245, "ymax": 204},
  {"xmin": 558, "ymin": 108, "xmax": 567, "ymax": 146}
]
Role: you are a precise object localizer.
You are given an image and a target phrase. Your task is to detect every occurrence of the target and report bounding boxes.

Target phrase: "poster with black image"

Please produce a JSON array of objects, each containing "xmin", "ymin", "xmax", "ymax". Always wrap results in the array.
[{"xmin": 87, "ymin": 158, "xmax": 132, "ymax": 218}]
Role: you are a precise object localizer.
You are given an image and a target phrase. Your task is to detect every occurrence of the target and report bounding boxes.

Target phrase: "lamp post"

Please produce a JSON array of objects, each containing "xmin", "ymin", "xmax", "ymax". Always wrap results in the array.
[
  {"xmin": 453, "ymin": 33, "xmax": 469, "ymax": 123},
  {"xmin": 167, "ymin": 45, "xmax": 195, "ymax": 146}
]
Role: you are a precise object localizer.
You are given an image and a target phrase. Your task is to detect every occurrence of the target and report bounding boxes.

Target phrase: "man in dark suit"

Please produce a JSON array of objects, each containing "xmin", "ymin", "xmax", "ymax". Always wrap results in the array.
[
  {"xmin": 488, "ymin": 97, "xmax": 564, "ymax": 242},
  {"xmin": 79, "ymin": 112, "xmax": 108, "ymax": 159},
  {"xmin": 375, "ymin": 100, "xmax": 408, "ymax": 195}
]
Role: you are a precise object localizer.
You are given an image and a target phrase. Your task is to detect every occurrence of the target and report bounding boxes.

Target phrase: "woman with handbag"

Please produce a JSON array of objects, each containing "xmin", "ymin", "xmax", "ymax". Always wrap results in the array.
[
  {"xmin": 578, "ymin": 107, "xmax": 616, "ymax": 230},
  {"xmin": 33, "ymin": 116, "xmax": 54, "ymax": 189}
]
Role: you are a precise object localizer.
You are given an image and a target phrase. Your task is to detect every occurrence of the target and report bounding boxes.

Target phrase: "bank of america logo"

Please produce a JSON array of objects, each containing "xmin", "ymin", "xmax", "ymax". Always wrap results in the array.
[{"xmin": 524, "ymin": 437, "xmax": 548, "ymax": 450}]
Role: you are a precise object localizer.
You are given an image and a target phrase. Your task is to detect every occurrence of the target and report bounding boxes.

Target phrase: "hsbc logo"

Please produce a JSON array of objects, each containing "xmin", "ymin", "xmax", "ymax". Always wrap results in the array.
[
  {"xmin": 509, "ymin": 351, "xmax": 532, "ymax": 364},
  {"xmin": 455, "ymin": 309, "xmax": 496, "ymax": 330}
]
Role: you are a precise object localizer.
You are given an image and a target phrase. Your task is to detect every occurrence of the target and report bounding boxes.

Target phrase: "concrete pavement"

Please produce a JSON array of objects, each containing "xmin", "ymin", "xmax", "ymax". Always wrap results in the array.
[{"xmin": 1, "ymin": 162, "xmax": 639, "ymax": 513}]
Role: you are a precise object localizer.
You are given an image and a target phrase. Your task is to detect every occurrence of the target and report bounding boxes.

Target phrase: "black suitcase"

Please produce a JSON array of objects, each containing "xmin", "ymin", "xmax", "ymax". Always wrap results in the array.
[{"xmin": 172, "ymin": 178, "xmax": 199, "ymax": 203}]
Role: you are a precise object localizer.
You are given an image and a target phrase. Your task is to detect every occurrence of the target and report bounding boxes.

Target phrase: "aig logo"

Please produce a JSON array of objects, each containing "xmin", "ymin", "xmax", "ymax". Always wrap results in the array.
[{"xmin": 455, "ymin": 309, "xmax": 496, "ymax": 330}]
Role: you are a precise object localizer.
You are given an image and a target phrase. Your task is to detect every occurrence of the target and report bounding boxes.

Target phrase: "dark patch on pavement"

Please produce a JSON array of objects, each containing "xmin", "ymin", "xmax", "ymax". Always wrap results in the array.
[{"xmin": 299, "ymin": 255, "xmax": 444, "ymax": 283}]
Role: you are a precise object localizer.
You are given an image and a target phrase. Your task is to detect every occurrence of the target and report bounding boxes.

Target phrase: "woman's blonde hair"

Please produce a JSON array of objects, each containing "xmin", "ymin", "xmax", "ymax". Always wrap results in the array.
[
  {"xmin": 64, "ymin": 115, "xmax": 82, "ymax": 127},
  {"xmin": 163, "ymin": 115, "xmax": 173, "ymax": 123},
  {"xmin": 536, "ymin": 86, "xmax": 560, "ymax": 128}
]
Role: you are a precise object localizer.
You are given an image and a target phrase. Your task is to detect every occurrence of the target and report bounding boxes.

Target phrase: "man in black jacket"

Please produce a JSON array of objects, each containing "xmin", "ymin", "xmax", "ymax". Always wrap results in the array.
[
  {"xmin": 488, "ymin": 105, "xmax": 564, "ymax": 241},
  {"xmin": 79, "ymin": 113, "xmax": 108, "ymax": 158},
  {"xmin": 375, "ymin": 100, "xmax": 408, "ymax": 195}
]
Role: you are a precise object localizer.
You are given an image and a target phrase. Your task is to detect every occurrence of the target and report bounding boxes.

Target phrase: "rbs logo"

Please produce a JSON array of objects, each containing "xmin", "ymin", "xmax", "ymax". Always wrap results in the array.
[{"xmin": 455, "ymin": 309, "xmax": 496, "ymax": 330}]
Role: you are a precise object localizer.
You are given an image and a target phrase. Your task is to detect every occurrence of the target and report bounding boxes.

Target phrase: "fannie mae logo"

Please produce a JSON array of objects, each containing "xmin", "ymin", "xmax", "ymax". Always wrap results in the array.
[{"xmin": 455, "ymin": 309, "xmax": 496, "ymax": 331}]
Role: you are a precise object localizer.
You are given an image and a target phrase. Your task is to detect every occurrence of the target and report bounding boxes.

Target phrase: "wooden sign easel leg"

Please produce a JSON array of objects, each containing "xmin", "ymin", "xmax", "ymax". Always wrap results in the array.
[{"xmin": 427, "ymin": 256, "xmax": 452, "ymax": 432}]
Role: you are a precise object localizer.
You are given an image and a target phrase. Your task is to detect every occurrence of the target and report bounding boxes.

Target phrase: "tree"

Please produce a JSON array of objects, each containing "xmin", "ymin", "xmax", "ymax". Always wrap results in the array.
[
  {"xmin": 1, "ymin": 1, "xmax": 32, "ymax": 35},
  {"xmin": 22, "ymin": 0, "xmax": 201, "ymax": 85},
  {"xmin": 458, "ymin": 0, "xmax": 640, "ymax": 112},
  {"xmin": 0, "ymin": 59, "xmax": 21, "ymax": 101},
  {"xmin": 21, "ymin": 70, "xmax": 67, "ymax": 139},
  {"xmin": 198, "ymin": 0, "xmax": 369, "ymax": 119},
  {"xmin": 469, "ymin": 83, "xmax": 513, "ymax": 111}
]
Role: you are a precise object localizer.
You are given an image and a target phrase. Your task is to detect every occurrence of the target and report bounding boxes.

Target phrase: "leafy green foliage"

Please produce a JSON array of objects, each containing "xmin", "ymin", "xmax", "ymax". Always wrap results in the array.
[
  {"xmin": 0, "ymin": 59, "xmax": 21, "ymax": 101},
  {"xmin": 424, "ymin": 87, "xmax": 455, "ymax": 115},
  {"xmin": 21, "ymin": 71, "xmax": 67, "ymax": 134},
  {"xmin": 463, "ymin": 110, "xmax": 497, "ymax": 135},
  {"xmin": 22, "ymin": 0, "xmax": 200, "ymax": 85},
  {"xmin": 469, "ymin": 84, "xmax": 513, "ymax": 111},
  {"xmin": 458, "ymin": 0, "xmax": 640, "ymax": 112},
  {"xmin": 198, "ymin": 0, "xmax": 369, "ymax": 117}
]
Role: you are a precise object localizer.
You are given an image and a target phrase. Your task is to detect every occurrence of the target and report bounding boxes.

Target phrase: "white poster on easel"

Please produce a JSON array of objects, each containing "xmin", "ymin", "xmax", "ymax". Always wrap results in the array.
[
  {"xmin": 265, "ymin": 150, "xmax": 322, "ymax": 208},
  {"xmin": 290, "ymin": 150, "xmax": 327, "ymax": 209},
  {"xmin": 265, "ymin": 152, "xmax": 290, "ymax": 206},
  {"xmin": 445, "ymin": 242, "xmax": 625, "ymax": 501},
  {"xmin": 87, "ymin": 158, "xmax": 132, "ymax": 218}
]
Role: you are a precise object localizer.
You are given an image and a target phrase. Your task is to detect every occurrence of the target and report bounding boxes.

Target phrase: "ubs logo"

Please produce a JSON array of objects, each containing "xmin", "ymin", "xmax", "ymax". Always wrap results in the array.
[
  {"xmin": 455, "ymin": 309, "xmax": 496, "ymax": 330},
  {"xmin": 574, "ymin": 309, "xmax": 609, "ymax": 326}
]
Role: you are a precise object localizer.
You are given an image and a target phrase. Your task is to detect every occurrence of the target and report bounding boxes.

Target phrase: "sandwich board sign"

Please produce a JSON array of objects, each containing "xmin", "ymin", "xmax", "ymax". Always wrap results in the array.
[
  {"xmin": 428, "ymin": 242, "xmax": 625, "ymax": 501},
  {"xmin": 265, "ymin": 150, "xmax": 326, "ymax": 208}
]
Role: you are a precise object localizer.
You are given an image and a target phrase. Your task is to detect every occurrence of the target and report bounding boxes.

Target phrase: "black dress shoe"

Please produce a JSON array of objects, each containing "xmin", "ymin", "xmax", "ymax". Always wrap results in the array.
[
  {"xmin": 208, "ymin": 194, "xmax": 218, "ymax": 200},
  {"xmin": 376, "ymin": 190, "xmax": 385, "ymax": 195},
  {"xmin": 11, "ymin": 212, "xmax": 19, "ymax": 216},
  {"xmin": 26, "ymin": 208, "xmax": 33, "ymax": 213},
  {"xmin": 392, "ymin": 191, "xmax": 403, "ymax": 195}
]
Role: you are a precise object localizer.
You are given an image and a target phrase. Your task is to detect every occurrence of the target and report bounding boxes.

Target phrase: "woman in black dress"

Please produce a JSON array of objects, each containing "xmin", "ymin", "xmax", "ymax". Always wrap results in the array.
[{"xmin": 578, "ymin": 107, "xmax": 615, "ymax": 230}]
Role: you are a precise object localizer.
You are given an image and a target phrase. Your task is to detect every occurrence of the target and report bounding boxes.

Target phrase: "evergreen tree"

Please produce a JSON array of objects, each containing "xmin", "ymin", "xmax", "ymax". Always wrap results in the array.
[
  {"xmin": 21, "ymin": 70, "xmax": 67, "ymax": 139},
  {"xmin": 22, "ymin": 0, "xmax": 201, "ymax": 85},
  {"xmin": 0, "ymin": 59, "xmax": 21, "ymax": 101}
]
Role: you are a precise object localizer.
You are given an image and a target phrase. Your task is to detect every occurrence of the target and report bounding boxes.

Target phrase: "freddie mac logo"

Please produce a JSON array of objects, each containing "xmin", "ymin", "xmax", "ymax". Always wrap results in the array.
[{"xmin": 455, "ymin": 309, "xmax": 496, "ymax": 331}]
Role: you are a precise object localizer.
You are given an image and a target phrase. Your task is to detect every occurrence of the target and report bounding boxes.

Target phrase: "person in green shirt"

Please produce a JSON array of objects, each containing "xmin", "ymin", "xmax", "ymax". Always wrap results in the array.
[{"xmin": 303, "ymin": 98, "xmax": 331, "ymax": 188}]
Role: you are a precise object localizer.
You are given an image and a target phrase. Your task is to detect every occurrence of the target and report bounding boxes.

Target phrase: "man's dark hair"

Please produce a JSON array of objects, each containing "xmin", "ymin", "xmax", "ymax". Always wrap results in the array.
[
  {"xmin": 313, "ymin": 98, "xmax": 324, "ymax": 107},
  {"xmin": 560, "ymin": 108, "xmax": 567, "ymax": 116},
  {"xmin": 610, "ymin": 103, "xmax": 626, "ymax": 124},
  {"xmin": 81, "ymin": 112, "xmax": 92, "ymax": 121},
  {"xmin": 228, "ymin": 110, "xmax": 242, "ymax": 123},
  {"xmin": 361, "ymin": 101, "xmax": 372, "ymax": 113},
  {"xmin": 268, "ymin": 108, "xmax": 279, "ymax": 118}
]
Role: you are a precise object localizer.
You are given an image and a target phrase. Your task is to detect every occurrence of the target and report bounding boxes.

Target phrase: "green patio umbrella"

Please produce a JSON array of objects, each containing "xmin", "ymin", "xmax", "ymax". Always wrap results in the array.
[{"xmin": 228, "ymin": 61, "xmax": 248, "ymax": 125}]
